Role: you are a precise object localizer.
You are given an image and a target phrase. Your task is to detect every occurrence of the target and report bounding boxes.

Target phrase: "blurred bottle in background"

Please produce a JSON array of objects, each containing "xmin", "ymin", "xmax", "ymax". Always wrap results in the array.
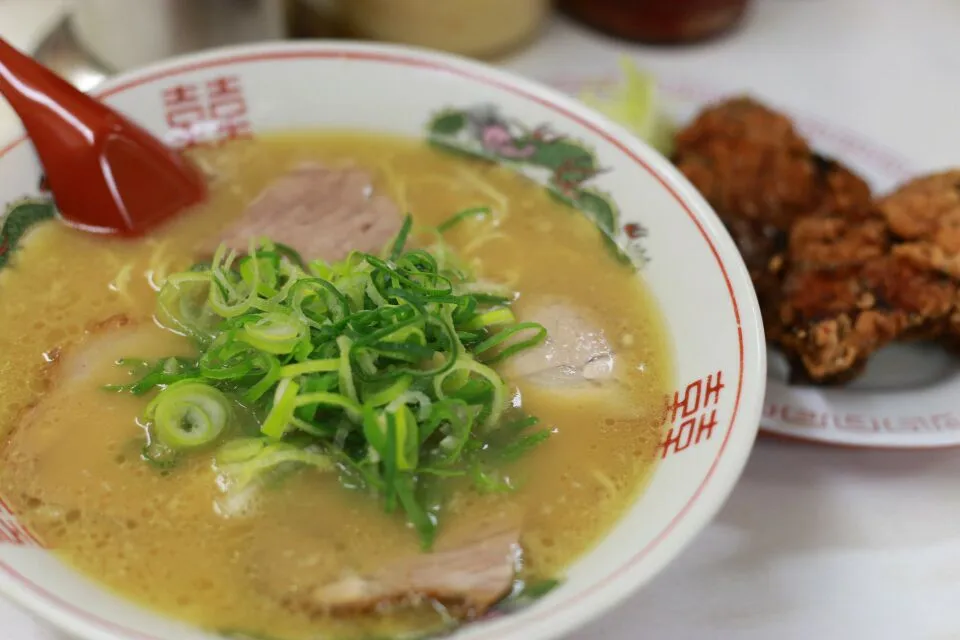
[
  {"xmin": 32, "ymin": 0, "xmax": 289, "ymax": 92},
  {"xmin": 70, "ymin": 0, "xmax": 287, "ymax": 71},
  {"xmin": 558, "ymin": 0, "xmax": 750, "ymax": 44},
  {"xmin": 292, "ymin": 0, "xmax": 552, "ymax": 59},
  {"xmin": 35, "ymin": 0, "xmax": 552, "ymax": 92}
]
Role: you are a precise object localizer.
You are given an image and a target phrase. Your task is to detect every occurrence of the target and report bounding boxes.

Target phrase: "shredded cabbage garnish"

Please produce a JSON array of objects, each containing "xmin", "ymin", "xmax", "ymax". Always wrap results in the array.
[{"xmin": 579, "ymin": 56, "xmax": 675, "ymax": 156}]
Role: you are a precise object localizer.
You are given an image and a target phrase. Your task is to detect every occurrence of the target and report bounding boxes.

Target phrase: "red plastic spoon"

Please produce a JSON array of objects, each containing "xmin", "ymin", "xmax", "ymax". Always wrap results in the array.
[{"xmin": 0, "ymin": 36, "xmax": 206, "ymax": 236}]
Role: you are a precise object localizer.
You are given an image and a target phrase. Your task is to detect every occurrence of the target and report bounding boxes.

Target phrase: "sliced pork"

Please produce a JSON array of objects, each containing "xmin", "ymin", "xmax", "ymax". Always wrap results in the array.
[
  {"xmin": 506, "ymin": 300, "xmax": 615, "ymax": 389},
  {"xmin": 8, "ymin": 315, "xmax": 144, "ymax": 453},
  {"xmin": 251, "ymin": 515, "xmax": 520, "ymax": 619},
  {"xmin": 55, "ymin": 315, "xmax": 142, "ymax": 384},
  {"xmin": 214, "ymin": 163, "xmax": 401, "ymax": 262},
  {"xmin": 310, "ymin": 521, "xmax": 519, "ymax": 615},
  {"xmin": 0, "ymin": 317, "xmax": 200, "ymax": 539}
]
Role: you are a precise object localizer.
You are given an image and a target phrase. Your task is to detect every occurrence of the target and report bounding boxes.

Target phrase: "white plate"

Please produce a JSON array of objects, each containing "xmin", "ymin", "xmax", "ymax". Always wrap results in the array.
[{"xmin": 551, "ymin": 73, "xmax": 960, "ymax": 449}]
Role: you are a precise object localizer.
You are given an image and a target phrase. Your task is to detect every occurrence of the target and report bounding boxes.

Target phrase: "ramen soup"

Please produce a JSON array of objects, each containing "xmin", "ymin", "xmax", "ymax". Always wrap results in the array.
[{"xmin": 0, "ymin": 132, "xmax": 672, "ymax": 639}]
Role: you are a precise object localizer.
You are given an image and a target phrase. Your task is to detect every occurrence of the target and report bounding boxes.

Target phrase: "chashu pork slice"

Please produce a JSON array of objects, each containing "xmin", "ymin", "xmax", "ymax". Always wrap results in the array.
[
  {"xmin": 213, "ymin": 163, "xmax": 401, "ymax": 262},
  {"xmin": 250, "ymin": 513, "xmax": 521, "ymax": 619},
  {"xmin": 505, "ymin": 299, "xmax": 616, "ymax": 390}
]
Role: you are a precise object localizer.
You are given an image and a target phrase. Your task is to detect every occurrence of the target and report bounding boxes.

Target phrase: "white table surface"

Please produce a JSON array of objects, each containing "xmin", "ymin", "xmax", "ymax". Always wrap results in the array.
[{"xmin": 2, "ymin": 1, "xmax": 960, "ymax": 639}]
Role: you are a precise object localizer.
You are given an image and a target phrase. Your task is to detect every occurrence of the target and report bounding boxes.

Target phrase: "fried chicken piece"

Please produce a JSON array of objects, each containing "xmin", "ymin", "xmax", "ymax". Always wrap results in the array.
[
  {"xmin": 775, "ymin": 170, "xmax": 960, "ymax": 382},
  {"xmin": 675, "ymin": 98, "xmax": 960, "ymax": 384},
  {"xmin": 878, "ymin": 170, "xmax": 960, "ymax": 345},
  {"xmin": 674, "ymin": 97, "xmax": 874, "ymax": 345},
  {"xmin": 879, "ymin": 170, "xmax": 960, "ymax": 278},
  {"xmin": 773, "ymin": 201, "xmax": 891, "ymax": 382},
  {"xmin": 787, "ymin": 207, "xmax": 889, "ymax": 270},
  {"xmin": 776, "ymin": 255, "xmax": 957, "ymax": 383},
  {"xmin": 879, "ymin": 170, "xmax": 960, "ymax": 240},
  {"xmin": 674, "ymin": 97, "xmax": 872, "ymax": 229}
]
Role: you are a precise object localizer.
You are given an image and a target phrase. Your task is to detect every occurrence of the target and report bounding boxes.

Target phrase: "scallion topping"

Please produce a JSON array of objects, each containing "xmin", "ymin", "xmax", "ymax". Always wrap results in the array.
[
  {"xmin": 109, "ymin": 210, "xmax": 551, "ymax": 548},
  {"xmin": 144, "ymin": 380, "xmax": 231, "ymax": 450}
]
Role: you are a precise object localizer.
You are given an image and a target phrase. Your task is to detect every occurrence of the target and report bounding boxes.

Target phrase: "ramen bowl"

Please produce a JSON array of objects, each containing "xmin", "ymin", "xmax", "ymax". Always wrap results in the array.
[{"xmin": 0, "ymin": 42, "xmax": 765, "ymax": 640}]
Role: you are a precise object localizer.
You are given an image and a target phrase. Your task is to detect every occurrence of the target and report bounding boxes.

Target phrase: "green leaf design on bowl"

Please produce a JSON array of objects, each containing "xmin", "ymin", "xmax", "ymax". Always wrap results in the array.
[
  {"xmin": 426, "ymin": 106, "xmax": 648, "ymax": 270},
  {"xmin": 0, "ymin": 199, "xmax": 57, "ymax": 271}
]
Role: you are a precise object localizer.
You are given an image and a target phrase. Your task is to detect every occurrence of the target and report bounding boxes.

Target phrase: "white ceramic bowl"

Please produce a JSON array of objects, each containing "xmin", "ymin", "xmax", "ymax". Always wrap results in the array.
[{"xmin": 0, "ymin": 42, "xmax": 766, "ymax": 640}]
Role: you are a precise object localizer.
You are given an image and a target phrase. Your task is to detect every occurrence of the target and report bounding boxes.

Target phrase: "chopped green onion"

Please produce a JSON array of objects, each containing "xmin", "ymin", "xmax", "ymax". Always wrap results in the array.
[
  {"xmin": 110, "ymin": 208, "xmax": 552, "ymax": 549},
  {"xmin": 215, "ymin": 439, "xmax": 334, "ymax": 493},
  {"xmin": 240, "ymin": 312, "xmax": 305, "ymax": 355},
  {"xmin": 217, "ymin": 437, "xmax": 268, "ymax": 464},
  {"xmin": 395, "ymin": 473, "xmax": 436, "ymax": 550},
  {"xmin": 279, "ymin": 358, "xmax": 340, "ymax": 378},
  {"xmin": 462, "ymin": 307, "xmax": 516, "ymax": 331},
  {"xmin": 389, "ymin": 404, "xmax": 419, "ymax": 471},
  {"xmin": 156, "ymin": 272, "xmax": 218, "ymax": 340},
  {"xmin": 362, "ymin": 404, "xmax": 388, "ymax": 459},
  {"xmin": 500, "ymin": 429, "xmax": 551, "ymax": 462},
  {"xmin": 243, "ymin": 355, "xmax": 281, "ymax": 403},
  {"xmin": 475, "ymin": 321, "xmax": 548, "ymax": 364},
  {"xmin": 104, "ymin": 356, "xmax": 200, "ymax": 395},
  {"xmin": 363, "ymin": 375, "xmax": 413, "ymax": 407},
  {"xmin": 434, "ymin": 356, "xmax": 506, "ymax": 428},
  {"xmin": 294, "ymin": 391, "xmax": 362, "ymax": 422},
  {"xmin": 495, "ymin": 578, "xmax": 562, "ymax": 613},
  {"xmin": 144, "ymin": 381, "xmax": 230, "ymax": 450},
  {"xmin": 337, "ymin": 335, "xmax": 360, "ymax": 407},
  {"xmin": 208, "ymin": 242, "xmax": 261, "ymax": 318},
  {"xmin": 438, "ymin": 206, "xmax": 491, "ymax": 233},
  {"xmin": 388, "ymin": 214, "xmax": 414, "ymax": 260},
  {"xmin": 261, "ymin": 378, "xmax": 300, "ymax": 439}
]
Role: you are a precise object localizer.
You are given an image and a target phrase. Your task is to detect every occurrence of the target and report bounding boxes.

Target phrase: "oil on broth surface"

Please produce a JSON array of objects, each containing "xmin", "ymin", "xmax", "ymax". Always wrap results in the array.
[{"xmin": 0, "ymin": 132, "xmax": 672, "ymax": 639}]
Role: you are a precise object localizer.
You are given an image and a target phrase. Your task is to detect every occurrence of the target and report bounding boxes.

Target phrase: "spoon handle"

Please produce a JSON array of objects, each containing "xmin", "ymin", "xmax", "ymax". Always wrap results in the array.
[{"xmin": 0, "ymin": 36, "xmax": 207, "ymax": 235}]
